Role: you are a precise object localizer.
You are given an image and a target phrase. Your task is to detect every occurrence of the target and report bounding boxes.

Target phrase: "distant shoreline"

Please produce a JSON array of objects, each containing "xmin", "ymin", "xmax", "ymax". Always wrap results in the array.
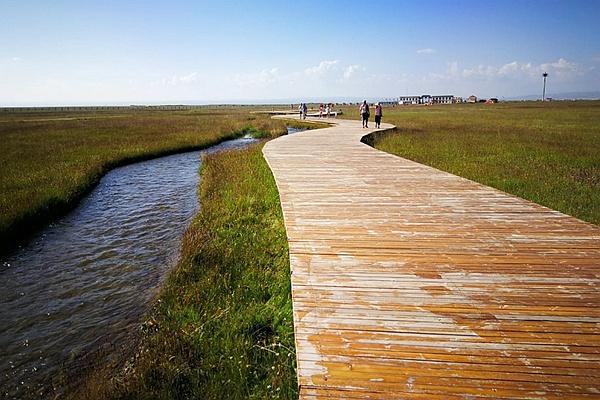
[{"xmin": 2, "ymin": 97, "xmax": 600, "ymax": 111}]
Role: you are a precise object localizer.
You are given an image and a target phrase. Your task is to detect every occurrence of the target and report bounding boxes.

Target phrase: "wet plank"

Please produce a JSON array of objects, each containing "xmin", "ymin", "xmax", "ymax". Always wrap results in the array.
[{"xmin": 262, "ymin": 117, "xmax": 600, "ymax": 399}]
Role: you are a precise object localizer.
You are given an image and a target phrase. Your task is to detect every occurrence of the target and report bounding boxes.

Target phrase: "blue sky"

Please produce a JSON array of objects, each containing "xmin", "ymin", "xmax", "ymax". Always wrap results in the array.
[{"xmin": 1, "ymin": 0, "xmax": 599, "ymax": 105}]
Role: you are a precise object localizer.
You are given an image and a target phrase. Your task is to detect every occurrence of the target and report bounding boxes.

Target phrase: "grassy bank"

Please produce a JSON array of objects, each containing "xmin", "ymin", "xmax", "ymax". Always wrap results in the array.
[
  {"xmin": 75, "ymin": 141, "xmax": 295, "ymax": 399},
  {"xmin": 340, "ymin": 101, "xmax": 600, "ymax": 225},
  {"xmin": 0, "ymin": 108, "xmax": 289, "ymax": 254}
]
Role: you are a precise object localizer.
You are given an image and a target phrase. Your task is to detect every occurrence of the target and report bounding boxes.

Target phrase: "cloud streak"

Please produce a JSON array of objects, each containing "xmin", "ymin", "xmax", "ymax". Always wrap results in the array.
[
  {"xmin": 423, "ymin": 58, "xmax": 582, "ymax": 84},
  {"xmin": 461, "ymin": 58, "xmax": 580, "ymax": 80},
  {"xmin": 342, "ymin": 64, "xmax": 364, "ymax": 80},
  {"xmin": 161, "ymin": 72, "xmax": 200, "ymax": 86},
  {"xmin": 304, "ymin": 60, "xmax": 339, "ymax": 76},
  {"xmin": 233, "ymin": 67, "xmax": 281, "ymax": 88}
]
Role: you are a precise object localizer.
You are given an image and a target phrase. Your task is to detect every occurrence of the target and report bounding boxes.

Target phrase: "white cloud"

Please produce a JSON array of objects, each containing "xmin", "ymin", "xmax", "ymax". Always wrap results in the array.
[
  {"xmin": 417, "ymin": 48, "xmax": 436, "ymax": 54},
  {"xmin": 460, "ymin": 58, "xmax": 580, "ymax": 80},
  {"xmin": 412, "ymin": 57, "xmax": 590, "ymax": 98},
  {"xmin": 447, "ymin": 61, "xmax": 459, "ymax": 77},
  {"xmin": 304, "ymin": 60, "xmax": 339, "ymax": 76},
  {"xmin": 11, "ymin": 57, "xmax": 22, "ymax": 62},
  {"xmin": 229, "ymin": 61, "xmax": 373, "ymax": 98},
  {"xmin": 540, "ymin": 58, "xmax": 578, "ymax": 77},
  {"xmin": 258, "ymin": 67, "xmax": 280, "ymax": 84},
  {"xmin": 498, "ymin": 61, "xmax": 522, "ymax": 75},
  {"xmin": 462, "ymin": 64, "xmax": 500, "ymax": 78},
  {"xmin": 162, "ymin": 72, "xmax": 200, "ymax": 86},
  {"xmin": 232, "ymin": 67, "xmax": 282, "ymax": 89},
  {"xmin": 426, "ymin": 61, "xmax": 460, "ymax": 81},
  {"xmin": 342, "ymin": 64, "xmax": 364, "ymax": 80},
  {"xmin": 179, "ymin": 72, "xmax": 199, "ymax": 83}
]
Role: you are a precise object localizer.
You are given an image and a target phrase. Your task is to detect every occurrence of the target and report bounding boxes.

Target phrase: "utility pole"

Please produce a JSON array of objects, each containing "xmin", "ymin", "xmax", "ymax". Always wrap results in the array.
[{"xmin": 542, "ymin": 72, "xmax": 548, "ymax": 101}]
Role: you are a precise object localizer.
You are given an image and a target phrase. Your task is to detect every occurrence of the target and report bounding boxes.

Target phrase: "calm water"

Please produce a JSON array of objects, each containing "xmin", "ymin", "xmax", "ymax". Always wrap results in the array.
[
  {"xmin": 0, "ymin": 137, "xmax": 256, "ymax": 398},
  {"xmin": 287, "ymin": 127, "xmax": 306, "ymax": 134}
]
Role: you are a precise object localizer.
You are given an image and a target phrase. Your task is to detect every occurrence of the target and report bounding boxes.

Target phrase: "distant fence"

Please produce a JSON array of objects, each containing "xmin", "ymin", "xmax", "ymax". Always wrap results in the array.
[{"xmin": 0, "ymin": 105, "xmax": 212, "ymax": 113}]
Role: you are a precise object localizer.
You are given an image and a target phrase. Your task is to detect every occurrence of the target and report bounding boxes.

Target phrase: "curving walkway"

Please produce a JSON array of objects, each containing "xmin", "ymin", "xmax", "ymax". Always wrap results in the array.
[{"xmin": 262, "ymin": 117, "xmax": 600, "ymax": 399}]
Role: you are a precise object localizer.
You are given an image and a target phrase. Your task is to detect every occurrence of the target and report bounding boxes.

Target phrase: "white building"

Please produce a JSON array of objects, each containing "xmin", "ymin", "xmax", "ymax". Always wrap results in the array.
[
  {"xmin": 431, "ymin": 95, "xmax": 454, "ymax": 104},
  {"xmin": 397, "ymin": 95, "xmax": 455, "ymax": 105},
  {"xmin": 398, "ymin": 96, "xmax": 421, "ymax": 105}
]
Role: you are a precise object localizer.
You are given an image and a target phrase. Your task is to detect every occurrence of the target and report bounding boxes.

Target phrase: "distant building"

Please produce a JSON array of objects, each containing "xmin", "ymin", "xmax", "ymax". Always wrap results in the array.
[
  {"xmin": 454, "ymin": 97, "xmax": 464, "ymax": 103},
  {"xmin": 398, "ymin": 96, "xmax": 421, "ymax": 105},
  {"xmin": 432, "ymin": 95, "xmax": 454, "ymax": 104},
  {"xmin": 467, "ymin": 95, "xmax": 478, "ymax": 103},
  {"xmin": 379, "ymin": 98, "xmax": 399, "ymax": 106},
  {"xmin": 397, "ymin": 95, "xmax": 455, "ymax": 105}
]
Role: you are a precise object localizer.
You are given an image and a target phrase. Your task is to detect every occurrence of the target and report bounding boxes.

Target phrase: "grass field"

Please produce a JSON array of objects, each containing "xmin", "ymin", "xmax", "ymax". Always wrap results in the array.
[
  {"xmin": 0, "ymin": 108, "xmax": 299, "ymax": 255},
  {"xmin": 0, "ymin": 107, "xmax": 321, "ymax": 398},
  {"xmin": 5, "ymin": 101, "xmax": 598, "ymax": 398},
  {"xmin": 339, "ymin": 101, "xmax": 600, "ymax": 225},
  {"xmin": 75, "ymin": 142, "xmax": 296, "ymax": 400}
]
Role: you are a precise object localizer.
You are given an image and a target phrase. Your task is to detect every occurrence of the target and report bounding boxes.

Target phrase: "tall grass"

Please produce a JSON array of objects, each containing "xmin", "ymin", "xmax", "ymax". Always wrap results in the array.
[
  {"xmin": 0, "ymin": 108, "xmax": 288, "ymax": 254},
  {"xmin": 339, "ymin": 101, "xmax": 600, "ymax": 225},
  {"xmin": 73, "ymin": 142, "xmax": 296, "ymax": 399}
]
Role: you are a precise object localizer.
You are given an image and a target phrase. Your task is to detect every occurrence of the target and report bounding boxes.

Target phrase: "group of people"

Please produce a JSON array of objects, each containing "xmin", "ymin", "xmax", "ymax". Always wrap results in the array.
[
  {"xmin": 318, "ymin": 103, "xmax": 333, "ymax": 118},
  {"xmin": 298, "ymin": 103, "xmax": 308, "ymax": 119},
  {"xmin": 298, "ymin": 102, "xmax": 335, "ymax": 119},
  {"xmin": 359, "ymin": 100, "xmax": 383, "ymax": 128},
  {"xmin": 296, "ymin": 100, "xmax": 383, "ymax": 128}
]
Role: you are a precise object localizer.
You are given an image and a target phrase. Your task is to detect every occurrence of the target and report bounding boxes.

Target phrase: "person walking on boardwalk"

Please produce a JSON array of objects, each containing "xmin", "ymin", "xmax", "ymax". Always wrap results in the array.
[
  {"xmin": 360, "ymin": 100, "xmax": 370, "ymax": 128},
  {"xmin": 298, "ymin": 103, "xmax": 304, "ymax": 119},
  {"xmin": 302, "ymin": 102, "xmax": 308, "ymax": 119},
  {"xmin": 319, "ymin": 103, "xmax": 324, "ymax": 118},
  {"xmin": 374, "ymin": 102, "xmax": 383, "ymax": 128}
]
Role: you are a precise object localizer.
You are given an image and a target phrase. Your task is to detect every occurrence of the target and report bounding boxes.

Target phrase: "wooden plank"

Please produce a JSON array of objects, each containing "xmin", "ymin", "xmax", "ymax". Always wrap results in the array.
[{"xmin": 262, "ymin": 117, "xmax": 600, "ymax": 399}]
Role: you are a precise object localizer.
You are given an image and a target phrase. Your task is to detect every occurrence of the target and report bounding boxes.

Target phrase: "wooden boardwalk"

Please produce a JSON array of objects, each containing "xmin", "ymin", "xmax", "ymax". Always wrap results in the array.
[{"xmin": 262, "ymin": 118, "xmax": 600, "ymax": 399}]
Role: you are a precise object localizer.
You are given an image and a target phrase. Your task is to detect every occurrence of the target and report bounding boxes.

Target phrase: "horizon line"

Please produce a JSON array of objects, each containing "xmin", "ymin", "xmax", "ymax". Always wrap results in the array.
[{"xmin": 2, "ymin": 91, "xmax": 600, "ymax": 108}]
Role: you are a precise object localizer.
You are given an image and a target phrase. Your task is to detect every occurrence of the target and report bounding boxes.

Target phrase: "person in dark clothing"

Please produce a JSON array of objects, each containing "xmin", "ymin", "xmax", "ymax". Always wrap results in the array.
[{"xmin": 374, "ymin": 102, "xmax": 383, "ymax": 128}]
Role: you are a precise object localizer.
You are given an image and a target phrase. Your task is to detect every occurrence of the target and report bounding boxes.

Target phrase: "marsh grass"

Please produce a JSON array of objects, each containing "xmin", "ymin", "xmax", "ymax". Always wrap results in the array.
[
  {"xmin": 0, "ymin": 108, "xmax": 289, "ymax": 254},
  {"xmin": 340, "ymin": 101, "xmax": 600, "ymax": 225},
  {"xmin": 74, "ymin": 142, "xmax": 296, "ymax": 400},
  {"xmin": 283, "ymin": 119, "xmax": 331, "ymax": 130}
]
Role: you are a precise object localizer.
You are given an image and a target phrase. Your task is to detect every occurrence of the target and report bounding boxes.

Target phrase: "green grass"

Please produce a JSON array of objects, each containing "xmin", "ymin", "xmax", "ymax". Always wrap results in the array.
[
  {"xmin": 75, "ymin": 142, "xmax": 296, "ymax": 399},
  {"xmin": 0, "ymin": 107, "xmax": 322, "ymax": 397},
  {"xmin": 339, "ymin": 101, "xmax": 600, "ymax": 225},
  {"xmin": 0, "ymin": 108, "xmax": 289, "ymax": 254},
  {"xmin": 284, "ymin": 119, "xmax": 331, "ymax": 130}
]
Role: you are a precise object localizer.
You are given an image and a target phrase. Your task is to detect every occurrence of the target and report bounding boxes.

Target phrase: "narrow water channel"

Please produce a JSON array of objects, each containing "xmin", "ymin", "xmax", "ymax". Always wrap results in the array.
[
  {"xmin": 286, "ymin": 126, "xmax": 306, "ymax": 134},
  {"xmin": 0, "ymin": 137, "xmax": 257, "ymax": 398}
]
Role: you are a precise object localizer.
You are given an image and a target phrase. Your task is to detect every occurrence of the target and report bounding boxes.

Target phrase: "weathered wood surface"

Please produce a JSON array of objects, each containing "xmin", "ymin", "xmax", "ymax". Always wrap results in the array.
[{"xmin": 262, "ymin": 117, "xmax": 600, "ymax": 399}]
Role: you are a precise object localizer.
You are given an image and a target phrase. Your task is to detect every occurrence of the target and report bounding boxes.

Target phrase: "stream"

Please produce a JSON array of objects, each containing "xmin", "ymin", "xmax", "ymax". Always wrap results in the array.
[{"xmin": 0, "ymin": 137, "xmax": 258, "ymax": 398}]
